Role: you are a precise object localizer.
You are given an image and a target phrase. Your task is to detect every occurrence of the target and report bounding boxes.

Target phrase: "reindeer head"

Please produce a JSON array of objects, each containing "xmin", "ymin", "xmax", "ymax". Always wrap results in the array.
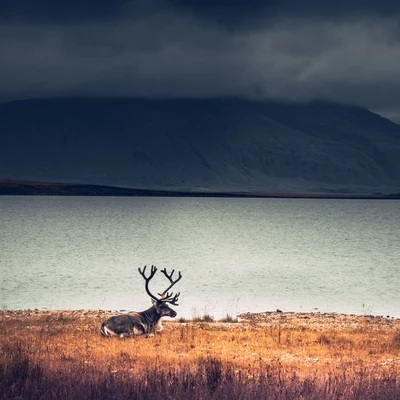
[{"xmin": 138, "ymin": 265, "xmax": 182, "ymax": 318}]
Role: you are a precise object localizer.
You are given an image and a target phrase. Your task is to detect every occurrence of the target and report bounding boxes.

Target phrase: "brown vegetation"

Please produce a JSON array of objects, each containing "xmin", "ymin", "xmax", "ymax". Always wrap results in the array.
[{"xmin": 1, "ymin": 310, "xmax": 399, "ymax": 399}]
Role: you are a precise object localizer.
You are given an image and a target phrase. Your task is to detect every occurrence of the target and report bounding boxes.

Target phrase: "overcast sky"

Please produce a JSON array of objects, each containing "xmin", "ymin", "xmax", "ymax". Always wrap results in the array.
[{"xmin": 1, "ymin": 0, "xmax": 400, "ymax": 121}]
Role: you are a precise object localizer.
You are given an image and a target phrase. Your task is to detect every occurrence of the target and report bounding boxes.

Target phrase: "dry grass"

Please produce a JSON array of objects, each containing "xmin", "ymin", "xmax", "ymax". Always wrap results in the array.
[{"xmin": 0, "ymin": 310, "xmax": 399, "ymax": 399}]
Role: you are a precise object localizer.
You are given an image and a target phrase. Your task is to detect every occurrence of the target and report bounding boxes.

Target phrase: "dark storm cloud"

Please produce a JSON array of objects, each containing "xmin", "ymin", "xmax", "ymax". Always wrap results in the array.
[
  {"xmin": 170, "ymin": 0, "xmax": 400, "ymax": 32},
  {"xmin": 1, "ymin": 0, "xmax": 400, "ymax": 120},
  {"xmin": 3, "ymin": 1, "xmax": 400, "ymax": 25},
  {"xmin": 0, "ymin": 0, "xmax": 127, "ymax": 22}
]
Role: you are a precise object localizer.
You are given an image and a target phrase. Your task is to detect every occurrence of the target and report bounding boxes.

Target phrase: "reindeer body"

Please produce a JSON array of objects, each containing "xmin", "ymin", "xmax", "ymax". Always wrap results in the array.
[
  {"xmin": 101, "ymin": 302, "xmax": 177, "ymax": 337},
  {"xmin": 100, "ymin": 266, "xmax": 181, "ymax": 338},
  {"xmin": 101, "ymin": 313, "xmax": 147, "ymax": 337}
]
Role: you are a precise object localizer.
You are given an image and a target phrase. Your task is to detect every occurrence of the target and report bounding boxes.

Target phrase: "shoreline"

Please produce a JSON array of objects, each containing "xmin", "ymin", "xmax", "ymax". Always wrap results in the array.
[
  {"xmin": 2, "ymin": 309, "xmax": 399, "ymax": 331},
  {"xmin": 1, "ymin": 179, "xmax": 399, "ymax": 199}
]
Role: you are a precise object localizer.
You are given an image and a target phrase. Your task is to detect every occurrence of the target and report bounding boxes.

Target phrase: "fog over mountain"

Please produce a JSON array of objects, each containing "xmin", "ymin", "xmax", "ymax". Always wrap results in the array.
[{"xmin": 1, "ymin": 98, "xmax": 400, "ymax": 194}]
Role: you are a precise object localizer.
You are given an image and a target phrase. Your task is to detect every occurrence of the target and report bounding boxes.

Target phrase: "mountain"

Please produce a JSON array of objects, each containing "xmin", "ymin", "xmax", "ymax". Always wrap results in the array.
[{"xmin": 1, "ymin": 98, "xmax": 400, "ymax": 194}]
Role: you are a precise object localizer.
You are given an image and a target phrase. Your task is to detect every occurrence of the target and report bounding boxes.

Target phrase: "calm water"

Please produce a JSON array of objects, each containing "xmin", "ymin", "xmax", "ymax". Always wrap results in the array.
[{"xmin": 1, "ymin": 196, "xmax": 399, "ymax": 319}]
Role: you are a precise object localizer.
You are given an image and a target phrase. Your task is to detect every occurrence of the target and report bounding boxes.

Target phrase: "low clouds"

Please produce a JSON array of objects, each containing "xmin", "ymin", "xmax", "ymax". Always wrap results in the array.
[{"xmin": 1, "ymin": 0, "xmax": 400, "ymax": 120}]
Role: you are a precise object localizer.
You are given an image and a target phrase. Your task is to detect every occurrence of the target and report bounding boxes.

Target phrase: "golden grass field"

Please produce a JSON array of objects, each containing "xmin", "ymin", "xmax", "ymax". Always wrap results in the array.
[{"xmin": 1, "ymin": 310, "xmax": 399, "ymax": 399}]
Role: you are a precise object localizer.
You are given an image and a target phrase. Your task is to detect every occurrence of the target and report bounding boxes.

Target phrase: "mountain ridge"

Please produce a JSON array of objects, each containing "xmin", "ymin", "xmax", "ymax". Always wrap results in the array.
[{"xmin": 1, "ymin": 97, "xmax": 400, "ymax": 194}]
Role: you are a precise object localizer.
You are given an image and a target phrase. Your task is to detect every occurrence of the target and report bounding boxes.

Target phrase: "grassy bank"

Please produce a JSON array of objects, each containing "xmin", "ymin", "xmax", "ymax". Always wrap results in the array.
[{"xmin": 1, "ymin": 310, "xmax": 399, "ymax": 399}]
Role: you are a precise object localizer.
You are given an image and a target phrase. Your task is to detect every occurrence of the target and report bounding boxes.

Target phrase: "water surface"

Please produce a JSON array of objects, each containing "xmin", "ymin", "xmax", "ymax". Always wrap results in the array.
[{"xmin": 1, "ymin": 196, "xmax": 399, "ymax": 318}]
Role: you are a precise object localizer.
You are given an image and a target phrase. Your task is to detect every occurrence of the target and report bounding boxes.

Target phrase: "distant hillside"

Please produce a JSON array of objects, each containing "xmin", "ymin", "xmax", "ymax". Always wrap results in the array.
[{"xmin": 1, "ymin": 98, "xmax": 400, "ymax": 194}]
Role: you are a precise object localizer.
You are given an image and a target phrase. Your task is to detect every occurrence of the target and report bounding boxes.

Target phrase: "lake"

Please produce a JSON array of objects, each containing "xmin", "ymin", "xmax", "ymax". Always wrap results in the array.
[{"xmin": 1, "ymin": 196, "xmax": 399, "ymax": 319}]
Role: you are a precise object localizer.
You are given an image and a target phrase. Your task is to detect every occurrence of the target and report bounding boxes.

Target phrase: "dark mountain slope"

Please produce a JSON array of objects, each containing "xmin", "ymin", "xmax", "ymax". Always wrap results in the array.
[{"xmin": 1, "ymin": 98, "xmax": 399, "ymax": 194}]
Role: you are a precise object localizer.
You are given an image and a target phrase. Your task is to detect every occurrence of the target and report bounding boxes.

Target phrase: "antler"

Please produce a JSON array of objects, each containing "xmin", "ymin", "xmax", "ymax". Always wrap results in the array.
[
  {"xmin": 138, "ymin": 265, "xmax": 182, "ymax": 305},
  {"xmin": 138, "ymin": 265, "xmax": 159, "ymax": 302},
  {"xmin": 158, "ymin": 268, "xmax": 182, "ymax": 305},
  {"xmin": 162, "ymin": 292, "xmax": 180, "ymax": 306}
]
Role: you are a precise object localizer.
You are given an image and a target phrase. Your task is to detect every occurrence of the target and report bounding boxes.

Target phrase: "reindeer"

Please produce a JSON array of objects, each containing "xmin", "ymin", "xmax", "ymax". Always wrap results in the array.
[{"xmin": 100, "ymin": 265, "xmax": 182, "ymax": 338}]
